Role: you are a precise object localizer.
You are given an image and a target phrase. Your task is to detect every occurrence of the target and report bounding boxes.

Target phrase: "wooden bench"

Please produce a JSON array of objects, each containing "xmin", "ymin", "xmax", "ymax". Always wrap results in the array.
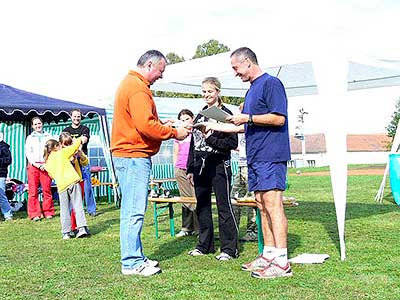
[{"xmin": 148, "ymin": 196, "xmax": 298, "ymax": 254}]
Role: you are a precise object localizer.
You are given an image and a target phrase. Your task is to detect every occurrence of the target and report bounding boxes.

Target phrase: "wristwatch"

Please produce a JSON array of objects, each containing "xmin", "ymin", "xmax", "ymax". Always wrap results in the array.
[{"xmin": 247, "ymin": 114, "xmax": 254, "ymax": 125}]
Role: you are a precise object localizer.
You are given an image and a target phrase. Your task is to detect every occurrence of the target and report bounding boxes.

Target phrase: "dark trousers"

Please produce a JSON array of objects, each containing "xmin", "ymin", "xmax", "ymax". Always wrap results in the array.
[{"xmin": 193, "ymin": 158, "xmax": 238, "ymax": 257}]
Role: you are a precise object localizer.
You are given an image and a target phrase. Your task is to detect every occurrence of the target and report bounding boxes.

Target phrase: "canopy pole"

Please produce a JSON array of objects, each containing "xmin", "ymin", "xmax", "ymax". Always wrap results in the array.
[{"xmin": 313, "ymin": 51, "xmax": 349, "ymax": 261}]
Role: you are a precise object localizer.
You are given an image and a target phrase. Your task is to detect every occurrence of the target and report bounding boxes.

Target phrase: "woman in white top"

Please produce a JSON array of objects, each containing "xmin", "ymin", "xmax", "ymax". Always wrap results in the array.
[{"xmin": 25, "ymin": 117, "xmax": 55, "ymax": 221}]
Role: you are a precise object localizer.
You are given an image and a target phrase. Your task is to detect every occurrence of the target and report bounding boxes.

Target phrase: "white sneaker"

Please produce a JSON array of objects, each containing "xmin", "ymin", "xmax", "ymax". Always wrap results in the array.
[
  {"xmin": 215, "ymin": 252, "xmax": 234, "ymax": 261},
  {"xmin": 122, "ymin": 263, "xmax": 162, "ymax": 276},
  {"xmin": 76, "ymin": 227, "xmax": 89, "ymax": 238},
  {"xmin": 62, "ymin": 233, "xmax": 71, "ymax": 240},
  {"xmin": 176, "ymin": 230, "xmax": 193, "ymax": 237},
  {"xmin": 144, "ymin": 257, "xmax": 159, "ymax": 268},
  {"xmin": 188, "ymin": 249, "xmax": 204, "ymax": 256}
]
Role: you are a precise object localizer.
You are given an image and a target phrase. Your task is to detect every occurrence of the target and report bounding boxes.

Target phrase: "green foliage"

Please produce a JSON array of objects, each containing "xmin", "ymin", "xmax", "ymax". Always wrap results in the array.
[
  {"xmin": 155, "ymin": 40, "xmax": 234, "ymax": 101},
  {"xmin": 166, "ymin": 52, "xmax": 185, "ymax": 65},
  {"xmin": 192, "ymin": 39, "xmax": 230, "ymax": 59},
  {"xmin": 221, "ymin": 96, "xmax": 244, "ymax": 106},
  {"xmin": 152, "ymin": 90, "xmax": 200, "ymax": 99},
  {"xmin": 1, "ymin": 166, "xmax": 399, "ymax": 299},
  {"xmin": 385, "ymin": 97, "xmax": 400, "ymax": 149}
]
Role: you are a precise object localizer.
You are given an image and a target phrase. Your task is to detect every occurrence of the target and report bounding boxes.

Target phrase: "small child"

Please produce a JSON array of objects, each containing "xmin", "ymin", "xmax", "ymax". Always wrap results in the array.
[
  {"xmin": 59, "ymin": 132, "xmax": 89, "ymax": 236},
  {"xmin": 44, "ymin": 135, "xmax": 90, "ymax": 240}
]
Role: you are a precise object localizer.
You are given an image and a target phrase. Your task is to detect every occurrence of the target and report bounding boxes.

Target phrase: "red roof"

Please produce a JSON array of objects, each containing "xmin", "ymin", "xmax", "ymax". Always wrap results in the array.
[{"xmin": 290, "ymin": 133, "xmax": 391, "ymax": 154}]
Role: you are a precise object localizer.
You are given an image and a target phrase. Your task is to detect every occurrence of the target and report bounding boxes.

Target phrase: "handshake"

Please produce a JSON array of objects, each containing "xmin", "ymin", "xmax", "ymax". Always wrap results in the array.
[{"xmin": 192, "ymin": 122, "xmax": 212, "ymax": 134}]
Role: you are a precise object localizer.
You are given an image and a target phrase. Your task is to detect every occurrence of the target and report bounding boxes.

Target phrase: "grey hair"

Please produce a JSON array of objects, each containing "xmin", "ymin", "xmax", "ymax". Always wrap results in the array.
[
  {"xmin": 137, "ymin": 50, "xmax": 167, "ymax": 67},
  {"xmin": 231, "ymin": 47, "xmax": 258, "ymax": 65}
]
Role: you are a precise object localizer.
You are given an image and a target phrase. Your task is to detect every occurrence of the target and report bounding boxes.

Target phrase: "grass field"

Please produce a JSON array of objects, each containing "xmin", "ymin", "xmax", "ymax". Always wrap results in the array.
[{"xmin": 0, "ymin": 166, "xmax": 399, "ymax": 300}]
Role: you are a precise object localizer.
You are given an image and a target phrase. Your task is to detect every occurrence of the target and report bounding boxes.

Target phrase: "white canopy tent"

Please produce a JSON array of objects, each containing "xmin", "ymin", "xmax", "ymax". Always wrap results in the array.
[{"xmin": 152, "ymin": 45, "xmax": 400, "ymax": 261}]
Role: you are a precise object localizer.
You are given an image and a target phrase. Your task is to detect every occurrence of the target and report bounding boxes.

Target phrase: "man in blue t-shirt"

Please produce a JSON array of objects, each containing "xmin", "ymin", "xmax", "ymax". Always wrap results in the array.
[
  {"xmin": 230, "ymin": 47, "xmax": 291, "ymax": 279},
  {"xmin": 206, "ymin": 47, "xmax": 292, "ymax": 280}
]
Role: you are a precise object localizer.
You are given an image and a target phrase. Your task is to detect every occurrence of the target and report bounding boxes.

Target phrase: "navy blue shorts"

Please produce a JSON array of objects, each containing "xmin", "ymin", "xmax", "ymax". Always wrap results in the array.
[{"xmin": 248, "ymin": 161, "xmax": 287, "ymax": 192}]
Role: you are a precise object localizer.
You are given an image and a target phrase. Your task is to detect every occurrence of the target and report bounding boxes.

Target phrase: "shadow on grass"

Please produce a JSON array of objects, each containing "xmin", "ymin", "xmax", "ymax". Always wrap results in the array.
[
  {"xmin": 90, "ymin": 218, "xmax": 120, "ymax": 235},
  {"xmin": 287, "ymin": 200, "xmax": 399, "ymax": 255}
]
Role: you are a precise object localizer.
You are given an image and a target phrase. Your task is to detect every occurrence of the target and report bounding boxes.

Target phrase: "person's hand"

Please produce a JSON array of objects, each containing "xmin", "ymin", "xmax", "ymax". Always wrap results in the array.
[
  {"xmin": 186, "ymin": 173, "xmax": 194, "ymax": 186},
  {"xmin": 204, "ymin": 128, "xmax": 213, "ymax": 138},
  {"xmin": 80, "ymin": 136, "xmax": 88, "ymax": 144},
  {"xmin": 226, "ymin": 113, "xmax": 248, "ymax": 126},
  {"xmin": 175, "ymin": 127, "xmax": 189, "ymax": 140},
  {"xmin": 161, "ymin": 119, "xmax": 174, "ymax": 126},
  {"xmin": 193, "ymin": 122, "xmax": 213, "ymax": 133}
]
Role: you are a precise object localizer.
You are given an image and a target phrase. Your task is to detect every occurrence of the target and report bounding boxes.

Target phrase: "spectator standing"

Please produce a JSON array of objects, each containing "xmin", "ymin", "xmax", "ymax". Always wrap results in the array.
[
  {"xmin": 63, "ymin": 109, "xmax": 97, "ymax": 216},
  {"xmin": 231, "ymin": 132, "xmax": 257, "ymax": 242},
  {"xmin": 0, "ymin": 132, "xmax": 13, "ymax": 221},
  {"xmin": 25, "ymin": 117, "xmax": 55, "ymax": 221},
  {"xmin": 173, "ymin": 109, "xmax": 198, "ymax": 237},
  {"xmin": 111, "ymin": 50, "xmax": 189, "ymax": 276}
]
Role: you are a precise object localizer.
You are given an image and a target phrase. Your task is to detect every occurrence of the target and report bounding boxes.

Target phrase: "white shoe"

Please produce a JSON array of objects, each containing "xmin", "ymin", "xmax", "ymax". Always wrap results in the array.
[
  {"xmin": 122, "ymin": 263, "xmax": 162, "ymax": 276},
  {"xmin": 188, "ymin": 249, "xmax": 204, "ymax": 256},
  {"xmin": 76, "ymin": 227, "xmax": 89, "ymax": 238},
  {"xmin": 144, "ymin": 257, "xmax": 159, "ymax": 268},
  {"xmin": 62, "ymin": 233, "xmax": 71, "ymax": 240},
  {"xmin": 215, "ymin": 252, "xmax": 234, "ymax": 261},
  {"xmin": 176, "ymin": 230, "xmax": 193, "ymax": 237}
]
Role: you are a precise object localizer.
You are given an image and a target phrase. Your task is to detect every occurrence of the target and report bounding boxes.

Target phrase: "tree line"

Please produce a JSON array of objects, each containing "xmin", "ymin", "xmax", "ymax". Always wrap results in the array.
[{"xmin": 152, "ymin": 39, "xmax": 243, "ymax": 106}]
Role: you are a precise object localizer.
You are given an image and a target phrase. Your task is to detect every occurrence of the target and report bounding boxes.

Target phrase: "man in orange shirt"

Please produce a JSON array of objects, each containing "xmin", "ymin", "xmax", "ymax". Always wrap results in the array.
[{"xmin": 111, "ymin": 50, "xmax": 189, "ymax": 277}]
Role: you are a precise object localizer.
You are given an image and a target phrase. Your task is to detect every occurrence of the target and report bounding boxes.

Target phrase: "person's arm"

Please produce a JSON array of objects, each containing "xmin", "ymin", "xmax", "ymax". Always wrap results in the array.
[
  {"xmin": 5, "ymin": 147, "xmax": 12, "ymax": 166},
  {"xmin": 62, "ymin": 138, "xmax": 83, "ymax": 158},
  {"xmin": 201, "ymin": 122, "xmax": 244, "ymax": 133},
  {"xmin": 78, "ymin": 150, "xmax": 89, "ymax": 167},
  {"xmin": 129, "ymin": 91, "xmax": 178, "ymax": 140},
  {"xmin": 226, "ymin": 113, "xmax": 285, "ymax": 127},
  {"xmin": 81, "ymin": 126, "xmax": 90, "ymax": 144},
  {"xmin": 25, "ymin": 135, "xmax": 40, "ymax": 167},
  {"xmin": 186, "ymin": 134, "xmax": 195, "ymax": 186},
  {"xmin": 205, "ymin": 130, "xmax": 238, "ymax": 152}
]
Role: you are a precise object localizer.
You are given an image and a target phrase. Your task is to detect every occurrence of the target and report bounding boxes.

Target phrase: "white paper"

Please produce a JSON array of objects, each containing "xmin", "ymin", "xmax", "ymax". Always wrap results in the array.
[
  {"xmin": 288, "ymin": 253, "xmax": 330, "ymax": 264},
  {"xmin": 199, "ymin": 106, "xmax": 230, "ymax": 122}
]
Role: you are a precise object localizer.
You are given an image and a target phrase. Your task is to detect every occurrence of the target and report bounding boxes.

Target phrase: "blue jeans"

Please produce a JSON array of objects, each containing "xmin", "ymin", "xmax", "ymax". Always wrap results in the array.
[
  {"xmin": 0, "ymin": 178, "xmax": 13, "ymax": 219},
  {"xmin": 113, "ymin": 157, "xmax": 151, "ymax": 270},
  {"xmin": 81, "ymin": 165, "xmax": 96, "ymax": 214}
]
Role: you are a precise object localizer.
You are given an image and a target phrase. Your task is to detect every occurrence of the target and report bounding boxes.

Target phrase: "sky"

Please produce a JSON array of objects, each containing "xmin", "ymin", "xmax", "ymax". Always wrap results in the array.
[{"xmin": 1, "ymin": 0, "xmax": 399, "ymax": 133}]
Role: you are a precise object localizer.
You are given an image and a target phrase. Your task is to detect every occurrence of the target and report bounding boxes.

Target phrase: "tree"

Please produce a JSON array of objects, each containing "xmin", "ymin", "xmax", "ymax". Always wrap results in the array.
[
  {"xmin": 192, "ymin": 39, "xmax": 230, "ymax": 59},
  {"xmin": 153, "ymin": 40, "xmax": 243, "ymax": 104},
  {"xmin": 166, "ymin": 52, "xmax": 185, "ymax": 65},
  {"xmin": 385, "ymin": 97, "xmax": 400, "ymax": 149}
]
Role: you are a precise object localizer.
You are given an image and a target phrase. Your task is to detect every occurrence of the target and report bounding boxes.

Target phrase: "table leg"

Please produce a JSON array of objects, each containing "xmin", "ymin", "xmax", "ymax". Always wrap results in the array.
[{"xmin": 168, "ymin": 202, "xmax": 175, "ymax": 236}]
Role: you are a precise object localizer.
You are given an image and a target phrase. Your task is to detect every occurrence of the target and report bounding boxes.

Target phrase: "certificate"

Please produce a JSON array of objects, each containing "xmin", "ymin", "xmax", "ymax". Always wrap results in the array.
[{"xmin": 199, "ymin": 106, "xmax": 230, "ymax": 122}]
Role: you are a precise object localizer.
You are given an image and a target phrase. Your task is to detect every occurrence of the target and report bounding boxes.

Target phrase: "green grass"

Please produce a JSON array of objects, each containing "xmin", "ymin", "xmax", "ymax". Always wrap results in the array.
[
  {"xmin": 287, "ymin": 163, "xmax": 386, "ymax": 174},
  {"xmin": 1, "ymin": 172, "xmax": 399, "ymax": 300}
]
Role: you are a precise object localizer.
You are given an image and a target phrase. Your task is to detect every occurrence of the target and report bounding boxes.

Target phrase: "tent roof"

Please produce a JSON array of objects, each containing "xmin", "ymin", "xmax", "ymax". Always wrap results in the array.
[
  {"xmin": 0, "ymin": 84, "xmax": 106, "ymax": 123},
  {"xmin": 152, "ymin": 52, "xmax": 400, "ymax": 97}
]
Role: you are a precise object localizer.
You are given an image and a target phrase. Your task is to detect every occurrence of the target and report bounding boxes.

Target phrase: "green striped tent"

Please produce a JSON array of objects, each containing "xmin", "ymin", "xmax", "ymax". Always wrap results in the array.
[{"xmin": 0, "ymin": 84, "xmax": 116, "ymax": 202}]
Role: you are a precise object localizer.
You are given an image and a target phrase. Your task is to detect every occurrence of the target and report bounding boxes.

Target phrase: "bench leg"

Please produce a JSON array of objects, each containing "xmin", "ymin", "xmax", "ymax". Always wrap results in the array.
[
  {"xmin": 153, "ymin": 202, "xmax": 159, "ymax": 239},
  {"xmin": 168, "ymin": 203, "xmax": 175, "ymax": 237},
  {"xmin": 256, "ymin": 208, "xmax": 264, "ymax": 254}
]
